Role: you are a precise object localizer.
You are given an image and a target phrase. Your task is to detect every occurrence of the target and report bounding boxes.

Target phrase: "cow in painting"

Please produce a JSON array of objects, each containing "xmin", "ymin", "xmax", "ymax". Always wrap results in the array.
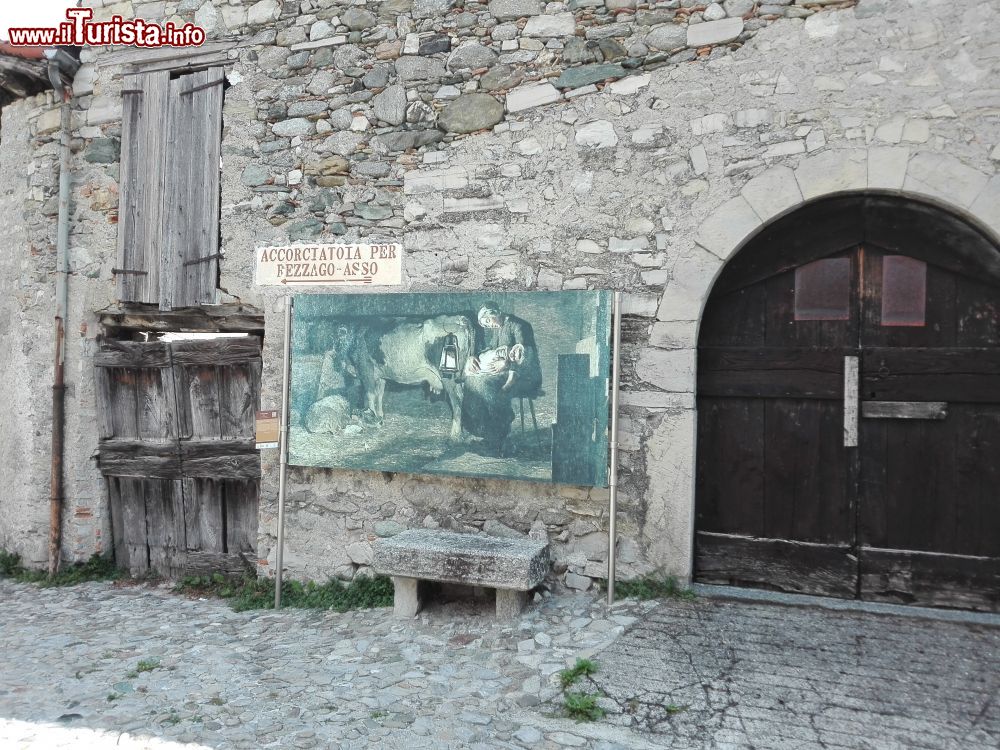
[{"xmin": 333, "ymin": 314, "xmax": 475, "ymax": 440}]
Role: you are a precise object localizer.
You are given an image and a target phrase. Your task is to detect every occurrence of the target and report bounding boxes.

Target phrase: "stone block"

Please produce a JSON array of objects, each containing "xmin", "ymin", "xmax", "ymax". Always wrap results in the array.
[
  {"xmin": 488, "ymin": 0, "xmax": 543, "ymax": 22},
  {"xmin": 649, "ymin": 321, "xmax": 698, "ymax": 350},
  {"xmin": 867, "ymin": 146, "xmax": 909, "ymax": 191},
  {"xmin": 794, "ymin": 149, "xmax": 868, "ymax": 201},
  {"xmin": 606, "ymin": 73, "xmax": 651, "ymax": 95},
  {"xmin": 621, "ymin": 293, "xmax": 659, "ymax": 317},
  {"xmin": 687, "ymin": 18, "xmax": 743, "ymax": 47},
  {"xmin": 694, "ymin": 194, "xmax": 762, "ymax": 260},
  {"xmin": 247, "ymin": 0, "xmax": 280, "ymax": 26},
  {"xmin": 656, "ymin": 246, "xmax": 721, "ymax": 321},
  {"xmin": 575, "ymin": 120, "xmax": 618, "ymax": 148},
  {"xmin": 903, "ymin": 152, "xmax": 989, "ymax": 209},
  {"xmin": 740, "ymin": 164, "xmax": 802, "ymax": 222},
  {"xmin": 372, "ymin": 529, "xmax": 550, "ymax": 590},
  {"xmin": 523, "ymin": 13, "xmax": 576, "ymax": 37},
  {"xmin": 635, "ymin": 347, "xmax": 695, "ymax": 392},
  {"xmin": 403, "ymin": 167, "xmax": 469, "ymax": 195},
  {"xmin": 969, "ymin": 175, "xmax": 1000, "ymax": 238},
  {"xmin": 506, "ymin": 82, "xmax": 561, "ymax": 113}
]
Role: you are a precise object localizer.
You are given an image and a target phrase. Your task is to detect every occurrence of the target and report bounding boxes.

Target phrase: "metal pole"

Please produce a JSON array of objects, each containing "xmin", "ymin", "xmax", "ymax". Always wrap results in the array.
[
  {"xmin": 274, "ymin": 296, "xmax": 293, "ymax": 609},
  {"xmin": 607, "ymin": 291, "xmax": 623, "ymax": 606}
]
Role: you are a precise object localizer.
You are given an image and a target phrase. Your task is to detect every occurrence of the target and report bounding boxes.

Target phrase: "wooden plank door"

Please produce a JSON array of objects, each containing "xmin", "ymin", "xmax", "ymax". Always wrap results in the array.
[
  {"xmin": 95, "ymin": 337, "xmax": 262, "ymax": 577},
  {"xmin": 695, "ymin": 249, "xmax": 860, "ymax": 596},
  {"xmin": 857, "ymin": 248, "xmax": 1000, "ymax": 611}
]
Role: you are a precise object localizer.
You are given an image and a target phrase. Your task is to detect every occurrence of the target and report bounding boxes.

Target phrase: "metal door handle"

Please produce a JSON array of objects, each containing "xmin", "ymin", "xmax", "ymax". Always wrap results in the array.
[{"xmin": 844, "ymin": 356, "xmax": 858, "ymax": 447}]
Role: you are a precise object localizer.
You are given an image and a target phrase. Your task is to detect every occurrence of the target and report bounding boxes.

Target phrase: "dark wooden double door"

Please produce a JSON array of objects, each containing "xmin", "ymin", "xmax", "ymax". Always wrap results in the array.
[
  {"xmin": 696, "ymin": 244, "xmax": 1000, "ymax": 611},
  {"xmin": 95, "ymin": 337, "xmax": 262, "ymax": 577}
]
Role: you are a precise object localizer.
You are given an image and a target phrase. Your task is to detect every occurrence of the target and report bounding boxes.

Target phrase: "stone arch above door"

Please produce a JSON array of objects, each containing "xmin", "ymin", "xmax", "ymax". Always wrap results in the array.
[{"xmin": 655, "ymin": 148, "xmax": 1000, "ymax": 326}]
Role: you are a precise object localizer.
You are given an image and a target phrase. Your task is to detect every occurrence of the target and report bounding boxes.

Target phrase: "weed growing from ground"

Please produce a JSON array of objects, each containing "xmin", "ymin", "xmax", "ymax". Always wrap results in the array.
[
  {"xmin": 558, "ymin": 658, "xmax": 598, "ymax": 689},
  {"xmin": 174, "ymin": 572, "xmax": 394, "ymax": 612},
  {"xmin": 563, "ymin": 691, "xmax": 605, "ymax": 722},
  {"xmin": 126, "ymin": 658, "xmax": 161, "ymax": 679},
  {"xmin": 557, "ymin": 658, "xmax": 607, "ymax": 722},
  {"xmin": 0, "ymin": 551, "xmax": 120, "ymax": 587},
  {"xmin": 600, "ymin": 574, "xmax": 695, "ymax": 601}
]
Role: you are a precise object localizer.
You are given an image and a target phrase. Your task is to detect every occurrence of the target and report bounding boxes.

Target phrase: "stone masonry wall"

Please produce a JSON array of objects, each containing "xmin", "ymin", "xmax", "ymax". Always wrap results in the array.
[
  {"xmin": 0, "ymin": 96, "xmax": 60, "ymax": 566},
  {"xmin": 3, "ymin": 0, "xmax": 998, "ymax": 589}
]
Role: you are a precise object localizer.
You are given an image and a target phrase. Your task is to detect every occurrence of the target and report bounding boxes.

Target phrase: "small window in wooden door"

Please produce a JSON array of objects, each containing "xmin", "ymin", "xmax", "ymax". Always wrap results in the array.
[
  {"xmin": 881, "ymin": 255, "xmax": 926, "ymax": 326},
  {"xmin": 794, "ymin": 257, "xmax": 851, "ymax": 321}
]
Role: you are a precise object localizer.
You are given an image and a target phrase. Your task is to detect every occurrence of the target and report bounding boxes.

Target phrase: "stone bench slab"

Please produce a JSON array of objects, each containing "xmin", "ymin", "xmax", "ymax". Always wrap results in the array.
[{"xmin": 372, "ymin": 529, "xmax": 550, "ymax": 590}]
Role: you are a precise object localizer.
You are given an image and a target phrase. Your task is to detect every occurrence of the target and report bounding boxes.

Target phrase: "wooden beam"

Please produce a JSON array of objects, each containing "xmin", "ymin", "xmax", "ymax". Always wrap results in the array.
[{"xmin": 99, "ymin": 304, "xmax": 264, "ymax": 333}]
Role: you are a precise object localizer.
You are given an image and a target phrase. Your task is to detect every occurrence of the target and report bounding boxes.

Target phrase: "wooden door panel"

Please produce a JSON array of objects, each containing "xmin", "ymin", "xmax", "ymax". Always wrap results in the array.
[
  {"xmin": 695, "ymin": 532, "xmax": 857, "ymax": 598},
  {"xmin": 696, "ymin": 398, "xmax": 765, "ymax": 537},
  {"xmin": 763, "ymin": 399, "xmax": 851, "ymax": 544},
  {"xmin": 861, "ymin": 405, "xmax": 1000, "ymax": 558},
  {"xmin": 862, "ymin": 348, "xmax": 1000, "ymax": 402},
  {"xmin": 97, "ymin": 338, "xmax": 262, "ymax": 577},
  {"xmin": 859, "ymin": 548, "xmax": 1000, "ymax": 612},
  {"xmin": 699, "ymin": 348, "xmax": 846, "ymax": 399}
]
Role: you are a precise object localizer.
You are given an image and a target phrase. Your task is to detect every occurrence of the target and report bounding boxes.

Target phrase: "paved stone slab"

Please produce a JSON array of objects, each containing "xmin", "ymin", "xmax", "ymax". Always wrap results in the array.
[
  {"xmin": 373, "ymin": 528, "xmax": 550, "ymax": 590},
  {"xmin": 582, "ymin": 596, "xmax": 1000, "ymax": 749}
]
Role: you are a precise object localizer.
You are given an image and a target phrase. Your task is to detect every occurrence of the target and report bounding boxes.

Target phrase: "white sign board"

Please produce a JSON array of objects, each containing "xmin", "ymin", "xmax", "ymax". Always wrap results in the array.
[{"xmin": 255, "ymin": 242, "xmax": 402, "ymax": 286}]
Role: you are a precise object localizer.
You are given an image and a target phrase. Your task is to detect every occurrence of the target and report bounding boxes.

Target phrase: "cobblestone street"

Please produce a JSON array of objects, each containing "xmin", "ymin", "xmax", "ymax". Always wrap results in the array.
[{"xmin": 2, "ymin": 580, "xmax": 998, "ymax": 749}]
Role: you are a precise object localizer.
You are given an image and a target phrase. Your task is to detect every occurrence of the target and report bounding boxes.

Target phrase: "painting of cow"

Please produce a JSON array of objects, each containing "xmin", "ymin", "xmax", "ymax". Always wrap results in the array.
[{"xmin": 288, "ymin": 291, "xmax": 612, "ymax": 487}]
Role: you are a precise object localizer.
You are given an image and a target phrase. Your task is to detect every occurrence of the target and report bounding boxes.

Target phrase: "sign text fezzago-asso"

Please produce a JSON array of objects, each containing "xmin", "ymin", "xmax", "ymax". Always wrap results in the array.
[{"xmin": 255, "ymin": 242, "xmax": 402, "ymax": 286}]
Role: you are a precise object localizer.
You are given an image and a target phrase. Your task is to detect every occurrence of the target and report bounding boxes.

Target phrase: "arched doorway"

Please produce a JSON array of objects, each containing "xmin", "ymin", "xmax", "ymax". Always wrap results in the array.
[{"xmin": 694, "ymin": 194, "xmax": 1000, "ymax": 611}]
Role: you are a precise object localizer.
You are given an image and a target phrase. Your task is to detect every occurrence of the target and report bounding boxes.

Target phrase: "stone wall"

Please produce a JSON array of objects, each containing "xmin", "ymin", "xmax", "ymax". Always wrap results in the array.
[
  {"xmin": 2, "ymin": 0, "xmax": 998, "ymax": 587},
  {"xmin": 0, "ymin": 96, "xmax": 60, "ymax": 566}
]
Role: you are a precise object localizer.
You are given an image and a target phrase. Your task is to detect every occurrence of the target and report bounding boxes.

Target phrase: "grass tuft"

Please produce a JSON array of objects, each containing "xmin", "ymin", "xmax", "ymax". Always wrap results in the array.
[
  {"xmin": 601, "ymin": 574, "xmax": 695, "ymax": 601},
  {"xmin": 174, "ymin": 572, "xmax": 395, "ymax": 612},
  {"xmin": 563, "ymin": 691, "xmax": 605, "ymax": 722},
  {"xmin": 558, "ymin": 657, "xmax": 598, "ymax": 689},
  {"xmin": 0, "ymin": 551, "xmax": 120, "ymax": 587}
]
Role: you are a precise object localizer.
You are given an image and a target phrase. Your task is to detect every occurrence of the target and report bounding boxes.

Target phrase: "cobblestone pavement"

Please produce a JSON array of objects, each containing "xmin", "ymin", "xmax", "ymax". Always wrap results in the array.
[
  {"xmin": 0, "ymin": 579, "xmax": 657, "ymax": 750},
  {"xmin": 584, "ymin": 597, "xmax": 1000, "ymax": 749},
  {"xmin": 2, "ymin": 580, "xmax": 998, "ymax": 750}
]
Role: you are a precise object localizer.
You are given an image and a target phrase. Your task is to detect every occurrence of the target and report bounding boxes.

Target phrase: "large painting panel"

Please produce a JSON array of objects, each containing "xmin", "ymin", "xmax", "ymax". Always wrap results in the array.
[{"xmin": 288, "ymin": 291, "xmax": 612, "ymax": 486}]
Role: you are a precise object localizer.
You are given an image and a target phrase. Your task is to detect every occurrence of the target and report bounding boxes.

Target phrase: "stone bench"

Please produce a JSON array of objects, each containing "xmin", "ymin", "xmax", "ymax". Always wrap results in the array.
[{"xmin": 372, "ymin": 529, "xmax": 550, "ymax": 619}]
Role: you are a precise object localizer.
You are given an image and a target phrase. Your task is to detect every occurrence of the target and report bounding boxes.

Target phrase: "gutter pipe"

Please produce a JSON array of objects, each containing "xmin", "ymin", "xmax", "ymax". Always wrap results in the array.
[{"xmin": 47, "ymin": 63, "xmax": 72, "ymax": 577}]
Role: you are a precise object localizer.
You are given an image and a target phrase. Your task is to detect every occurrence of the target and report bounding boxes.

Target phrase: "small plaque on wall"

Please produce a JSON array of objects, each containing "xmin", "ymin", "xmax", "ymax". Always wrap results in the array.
[
  {"xmin": 255, "ymin": 410, "xmax": 279, "ymax": 449},
  {"xmin": 255, "ymin": 242, "xmax": 402, "ymax": 286}
]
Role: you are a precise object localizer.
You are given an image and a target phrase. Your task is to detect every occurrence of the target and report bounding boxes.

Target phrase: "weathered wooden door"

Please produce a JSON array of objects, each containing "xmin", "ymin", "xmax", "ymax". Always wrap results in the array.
[
  {"xmin": 695, "ymin": 197, "xmax": 1000, "ymax": 611},
  {"xmin": 857, "ymin": 248, "xmax": 1000, "ymax": 609},
  {"xmin": 95, "ymin": 337, "xmax": 261, "ymax": 577}
]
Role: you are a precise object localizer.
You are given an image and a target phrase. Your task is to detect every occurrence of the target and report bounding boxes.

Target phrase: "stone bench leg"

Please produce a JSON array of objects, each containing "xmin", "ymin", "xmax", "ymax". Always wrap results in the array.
[
  {"xmin": 496, "ymin": 588, "xmax": 529, "ymax": 620},
  {"xmin": 393, "ymin": 576, "xmax": 424, "ymax": 618}
]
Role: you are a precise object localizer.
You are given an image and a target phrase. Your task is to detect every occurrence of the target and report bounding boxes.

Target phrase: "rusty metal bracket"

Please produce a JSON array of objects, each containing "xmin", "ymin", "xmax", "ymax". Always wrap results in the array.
[
  {"xmin": 180, "ymin": 78, "xmax": 225, "ymax": 96},
  {"xmin": 111, "ymin": 268, "xmax": 149, "ymax": 275},
  {"xmin": 183, "ymin": 253, "xmax": 223, "ymax": 267}
]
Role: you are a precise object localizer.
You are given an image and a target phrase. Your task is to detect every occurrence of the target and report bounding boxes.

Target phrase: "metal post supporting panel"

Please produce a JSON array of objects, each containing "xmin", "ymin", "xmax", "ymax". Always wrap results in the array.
[
  {"xmin": 607, "ymin": 291, "xmax": 623, "ymax": 606},
  {"xmin": 274, "ymin": 296, "xmax": 293, "ymax": 609}
]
